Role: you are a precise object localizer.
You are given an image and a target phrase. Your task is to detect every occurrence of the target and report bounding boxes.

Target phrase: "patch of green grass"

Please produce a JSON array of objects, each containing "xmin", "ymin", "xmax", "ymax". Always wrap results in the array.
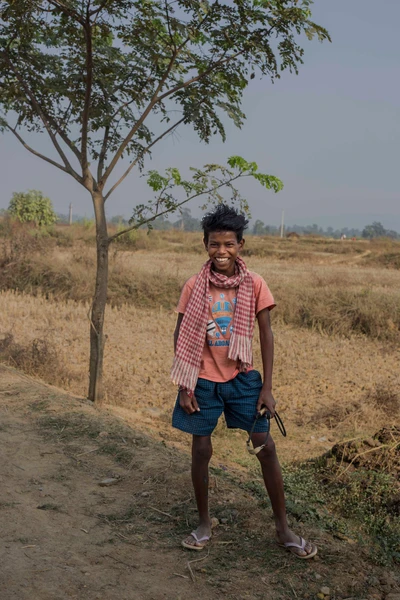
[
  {"xmin": 37, "ymin": 503, "xmax": 60, "ymax": 511},
  {"xmin": 49, "ymin": 469, "xmax": 70, "ymax": 482},
  {"xmin": 241, "ymin": 479, "xmax": 270, "ymax": 509},
  {"xmin": 0, "ymin": 501, "xmax": 19, "ymax": 509},
  {"xmin": 29, "ymin": 399, "xmax": 50, "ymax": 411},
  {"xmin": 209, "ymin": 465, "xmax": 230, "ymax": 478},
  {"xmin": 232, "ymin": 457, "xmax": 399, "ymax": 565},
  {"xmin": 374, "ymin": 252, "xmax": 400, "ymax": 269},
  {"xmin": 39, "ymin": 414, "xmax": 103, "ymax": 440},
  {"xmin": 39, "ymin": 413, "xmax": 148, "ymax": 448},
  {"xmin": 327, "ymin": 468, "xmax": 400, "ymax": 565},
  {"xmin": 98, "ymin": 442, "xmax": 133, "ymax": 465},
  {"xmin": 282, "ymin": 461, "xmax": 400, "ymax": 565},
  {"xmin": 98, "ymin": 505, "xmax": 137, "ymax": 524}
]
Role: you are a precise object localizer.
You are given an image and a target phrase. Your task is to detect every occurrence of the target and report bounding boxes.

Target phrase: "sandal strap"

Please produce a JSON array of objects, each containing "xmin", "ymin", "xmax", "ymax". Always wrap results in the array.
[
  {"xmin": 190, "ymin": 532, "xmax": 210, "ymax": 543},
  {"xmin": 283, "ymin": 537, "xmax": 306, "ymax": 550}
]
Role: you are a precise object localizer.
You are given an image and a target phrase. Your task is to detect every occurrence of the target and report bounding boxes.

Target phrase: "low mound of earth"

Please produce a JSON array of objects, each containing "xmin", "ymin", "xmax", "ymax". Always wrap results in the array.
[
  {"xmin": 328, "ymin": 427, "xmax": 400, "ymax": 479},
  {"xmin": 320, "ymin": 428, "xmax": 400, "ymax": 527},
  {"xmin": 0, "ymin": 364, "xmax": 399, "ymax": 600}
]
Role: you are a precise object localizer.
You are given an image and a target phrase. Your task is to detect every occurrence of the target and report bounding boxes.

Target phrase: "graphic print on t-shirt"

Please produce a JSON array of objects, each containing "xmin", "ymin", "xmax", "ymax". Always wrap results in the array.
[{"xmin": 207, "ymin": 292, "xmax": 237, "ymax": 346}]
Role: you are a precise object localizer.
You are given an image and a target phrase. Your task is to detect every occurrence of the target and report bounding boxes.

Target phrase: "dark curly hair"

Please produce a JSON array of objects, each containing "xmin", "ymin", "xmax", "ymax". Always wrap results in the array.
[{"xmin": 202, "ymin": 204, "xmax": 248, "ymax": 243}]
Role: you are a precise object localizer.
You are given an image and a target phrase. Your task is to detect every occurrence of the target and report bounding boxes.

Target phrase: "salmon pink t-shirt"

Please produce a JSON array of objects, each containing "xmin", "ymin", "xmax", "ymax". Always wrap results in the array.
[{"xmin": 176, "ymin": 271, "xmax": 275, "ymax": 383}]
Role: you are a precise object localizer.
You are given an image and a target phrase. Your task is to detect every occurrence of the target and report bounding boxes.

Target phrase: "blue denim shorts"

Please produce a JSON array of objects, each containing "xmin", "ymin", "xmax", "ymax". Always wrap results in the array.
[{"xmin": 172, "ymin": 370, "xmax": 270, "ymax": 437}]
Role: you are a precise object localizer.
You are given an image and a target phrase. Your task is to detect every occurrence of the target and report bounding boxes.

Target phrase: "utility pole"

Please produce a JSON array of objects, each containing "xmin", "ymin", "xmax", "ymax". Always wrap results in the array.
[
  {"xmin": 280, "ymin": 209, "xmax": 285, "ymax": 238},
  {"xmin": 69, "ymin": 203, "xmax": 73, "ymax": 226}
]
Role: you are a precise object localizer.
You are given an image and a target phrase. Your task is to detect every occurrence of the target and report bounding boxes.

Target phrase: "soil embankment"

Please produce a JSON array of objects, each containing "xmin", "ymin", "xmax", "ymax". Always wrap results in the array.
[{"xmin": 0, "ymin": 365, "xmax": 399, "ymax": 600}]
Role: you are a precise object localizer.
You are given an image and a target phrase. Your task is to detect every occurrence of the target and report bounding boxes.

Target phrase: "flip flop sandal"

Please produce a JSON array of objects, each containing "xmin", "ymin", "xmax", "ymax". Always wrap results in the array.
[
  {"xmin": 277, "ymin": 537, "xmax": 318, "ymax": 560},
  {"xmin": 181, "ymin": 531, "xmax": 211, "ymax": 552}
]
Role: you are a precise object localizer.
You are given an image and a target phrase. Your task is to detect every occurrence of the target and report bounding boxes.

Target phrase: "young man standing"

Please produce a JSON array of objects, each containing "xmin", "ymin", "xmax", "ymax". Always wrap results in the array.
[{"xmin": 171, "ymin": 204, "xmax": 317, "ymax": 559}]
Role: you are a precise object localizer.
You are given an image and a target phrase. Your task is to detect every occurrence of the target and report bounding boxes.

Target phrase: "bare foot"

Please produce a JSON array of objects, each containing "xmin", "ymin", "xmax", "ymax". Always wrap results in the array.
[{"xmin": 276, "ymin": 529, "xmax": 317, "ymax": 559}]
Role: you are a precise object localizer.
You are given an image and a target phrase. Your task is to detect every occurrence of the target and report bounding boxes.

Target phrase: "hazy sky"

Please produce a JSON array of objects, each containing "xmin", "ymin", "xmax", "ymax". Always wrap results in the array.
[{"xmin": 1, "ymin": 0, "xmax": 399, "ymax": 230}]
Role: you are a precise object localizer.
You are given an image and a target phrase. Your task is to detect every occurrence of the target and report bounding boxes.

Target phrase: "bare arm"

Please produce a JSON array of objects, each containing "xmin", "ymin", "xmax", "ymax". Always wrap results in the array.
[{"xmin": 256, "ymin": 307, "xmax": 276, "ymax": 416}]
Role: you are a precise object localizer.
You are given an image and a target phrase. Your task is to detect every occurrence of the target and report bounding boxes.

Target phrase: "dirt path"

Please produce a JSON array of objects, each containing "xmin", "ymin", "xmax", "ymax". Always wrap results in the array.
[
  {"xmin": 328, "ymin": 249, "xmax": 372, "ymax": 264},
  {"xmin": 0, "ymin": 365, "xmax": 399, "ymax": 600}
]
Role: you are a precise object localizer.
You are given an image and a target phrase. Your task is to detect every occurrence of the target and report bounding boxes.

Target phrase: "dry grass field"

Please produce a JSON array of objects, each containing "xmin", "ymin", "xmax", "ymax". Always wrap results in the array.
[
  {"xmin": 0, "ymin": 225, "xmax": 399, "ymax": 463},
  {"xmin": 0, "ymin": 222, "xmax": 399, "ymax": 571}
]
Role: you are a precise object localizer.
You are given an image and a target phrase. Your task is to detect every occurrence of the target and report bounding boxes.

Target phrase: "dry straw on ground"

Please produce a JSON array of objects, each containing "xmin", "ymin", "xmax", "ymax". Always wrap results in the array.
[{"xmin": 0, "ymin": 289, "xmax": 399, "ymax": 466}]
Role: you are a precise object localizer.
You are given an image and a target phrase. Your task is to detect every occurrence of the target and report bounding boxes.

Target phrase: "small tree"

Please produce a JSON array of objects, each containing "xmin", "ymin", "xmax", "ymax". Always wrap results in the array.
[
  {"xmin": 252, "ymin": 219, "xmax": 266, "ymax": 235},
  {"xmin": 110, "ymin": 215, "xmax": 128, "ymax": 226},
  {"xmin": 8, "ymin": 190, "xmax": 57, "ymax": 226},
  {"xmin": 173, "ymin": 208, "xmax": 201, "ymax": 232},
  {"xmin": 362, "ymin": 222, "xmax": 387, "ymax": 239},
  {"xmin": 151, "ymin": 214, "xmax": 172, "ymax": 231},
  {"xmin": 0, "ymin": 1, "xmax": 329, "ymax": 401}
]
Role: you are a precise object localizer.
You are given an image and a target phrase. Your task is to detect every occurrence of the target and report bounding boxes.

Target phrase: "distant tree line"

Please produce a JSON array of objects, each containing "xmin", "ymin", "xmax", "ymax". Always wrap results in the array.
[
  {"xmin": 107, "ymin": 211, "xmax": 400, "ymax": 239},
  {"xmin": 107, "ymin": 207, "xmax": 202, "ymax": 232},
  {"xmin": 2, "ymin": 198, "xmax": 399, "ymax": 241},
  {"xmin": 361, "ymin": 221, "xmax": 399, "ymax": 240},
  {"xmin": 252, "ymin": 219, "xmax": 399, "ymax": 240}
]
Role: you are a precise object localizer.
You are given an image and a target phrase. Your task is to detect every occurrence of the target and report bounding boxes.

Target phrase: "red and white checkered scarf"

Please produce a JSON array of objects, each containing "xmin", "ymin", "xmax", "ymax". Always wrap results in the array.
[{"xmin": 171, "ymin": 256, "xmax": 256, "ymax": 397}]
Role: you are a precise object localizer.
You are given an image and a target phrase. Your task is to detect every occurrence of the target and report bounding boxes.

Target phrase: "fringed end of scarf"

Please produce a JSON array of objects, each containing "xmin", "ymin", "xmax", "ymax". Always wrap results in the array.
[
  {"xmin": 171, "ymin": 357, "xmax": 197, "ymax": 398},
  {"xmin": 228, "ymin": 333, "xmax": 253, "ymax": 369}
]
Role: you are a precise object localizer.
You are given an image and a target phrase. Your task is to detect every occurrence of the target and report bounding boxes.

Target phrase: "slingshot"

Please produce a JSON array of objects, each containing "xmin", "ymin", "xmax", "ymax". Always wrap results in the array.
[{"xmin": 246, "ymin": 406, "xmax": 287, "ymax": 455}]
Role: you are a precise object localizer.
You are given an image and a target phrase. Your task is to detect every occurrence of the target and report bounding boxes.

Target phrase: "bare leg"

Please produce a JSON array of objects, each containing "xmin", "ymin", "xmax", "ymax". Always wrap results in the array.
[
  {"xmin": 252, "ymin": 432, "xmax": 316, "ymax": 557},
  {"xmin": 182, "ymin": 435, "xmax": 213, "ymax": 549}
]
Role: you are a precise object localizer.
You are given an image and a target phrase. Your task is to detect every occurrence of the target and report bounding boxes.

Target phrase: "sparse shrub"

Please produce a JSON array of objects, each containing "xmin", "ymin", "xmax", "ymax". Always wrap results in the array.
[
  {"xmin": 376, "ymin": 253, "xmax": 400, "ymax": 269},
  {"xmin": 0, "ymin": 219, "xmax": 51, "ymax": 265},
  {"xmin": 108, "ymin": 264, "xmax": 181, "ymax": 308},
  {"xmin": 275, "ymin": 287, "xmax": 400, "ymax": 341},
  {"xmin": 113, "ymin": 228, "xmax": 138, "ymax": 249},
  {"xmin": 82, "ymin": 218, "xmax": 95, "ymax": 230},
  {"xmin": 0, "ymin": 333, "xmax": 73, "ymax": 387},
  {"xmin": 47, "ymin": 227, "xmax": 74, "ymax": 247}
]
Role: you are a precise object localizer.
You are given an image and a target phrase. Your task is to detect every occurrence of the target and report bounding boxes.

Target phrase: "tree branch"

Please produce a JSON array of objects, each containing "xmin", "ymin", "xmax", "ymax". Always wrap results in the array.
[
  {"xmin": 165, "ymin": 0, "xmax": 177, "ymax": 52},
  {"xmin": 103, "ymin": 116, "xmax": 185, "ymax": 201},
  {"xmin": 98, "ymin": 5, "xmax": 218, "ymax": 189},
  {"xmin": 100, "ymin": 9, "xmax": 277, "ymax": 191},
  {"xmin": 99, "ymin": 49, "xmax": 180, "ymax": 188},
  {"xmin": 108, "ymin": 173, "xmax": 243, "ymax": 243},
  {"xmin": 101, "ymin": 45, "xmax": 244, "ymax": 190},
  {"xmin": 81, "ymin": 9, "xmax": 93, "ymax": 185},
  {"xmin": 89, "ymin": 0, "xmax": 111, "ymax": 17},
  {"xmin": 30, "ymin": 1, "xmax": 54, "ymax": 13},
  {"xmin": 97, "ymin": 124, "xmax": 110, "ymax": 181},
  {"xmin": 45, "ymin": 112, "xmax": 82, "ymax": 163},
  {"xmin": 157, "ymin": 49, "xmax": 243, "ymax": 104},
  {"xmin": 6, "ymin": 123, "xmax": 82, "ymax": 182},
  {"xmin": 2, "ymin": 50, "xmax": 83, "ymax": 183},
  {"xmin": 16, "ymin": 61, "xmax": 82, "ymax": 163},
  {"xmin": 45, "ymin": 0, "xmax": 85, "ymax": 25}
]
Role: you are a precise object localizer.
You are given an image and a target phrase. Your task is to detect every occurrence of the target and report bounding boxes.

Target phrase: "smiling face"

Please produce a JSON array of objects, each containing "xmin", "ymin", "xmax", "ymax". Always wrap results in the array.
[{"xmin": 204, "ymin": 230, "xmax": 244, "ymax": 277}]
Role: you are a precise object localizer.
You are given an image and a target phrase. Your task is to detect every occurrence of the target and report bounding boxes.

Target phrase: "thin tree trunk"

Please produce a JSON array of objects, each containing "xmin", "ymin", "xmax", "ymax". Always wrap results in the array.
[{"xmin": 88, "ymin": 190, "xmax": 108, "ymax": 402}]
